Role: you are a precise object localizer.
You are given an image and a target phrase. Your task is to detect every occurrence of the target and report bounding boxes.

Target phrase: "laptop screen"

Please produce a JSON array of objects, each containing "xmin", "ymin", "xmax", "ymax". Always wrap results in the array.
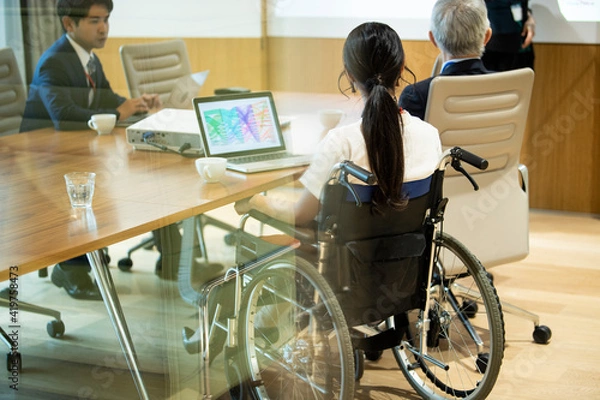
[{"xmin": 193, "ymin": 91, "xmax": 285, "ymax": 158}]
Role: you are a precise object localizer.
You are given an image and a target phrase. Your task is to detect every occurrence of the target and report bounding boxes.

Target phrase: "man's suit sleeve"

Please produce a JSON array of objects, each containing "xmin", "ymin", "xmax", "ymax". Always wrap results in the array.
[
  {"xmin": 34, "ymin": 54, "xmax": 124, "ymax": 130},
  {"xmin": 34, "ymin": 56, "xmax": 99, "ymax": 130},
  {"xmin": 399, "ymin": 84, "xmax": 427, "ymax": 121}
]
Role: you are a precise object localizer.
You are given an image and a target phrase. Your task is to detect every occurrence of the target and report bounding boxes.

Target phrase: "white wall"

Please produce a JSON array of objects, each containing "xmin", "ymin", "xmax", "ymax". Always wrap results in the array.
[
  {"xmin": 267, "ymin": 0, "xmax": 600, "ymax": 44},
  {"xmin": 109, "ymin": 0, "xmax": 262, "ymax": 38}
]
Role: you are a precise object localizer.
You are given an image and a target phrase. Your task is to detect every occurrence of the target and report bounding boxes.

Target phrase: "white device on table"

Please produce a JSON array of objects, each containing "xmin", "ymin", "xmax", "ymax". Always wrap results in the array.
[{"xmin": 125, "ymin": 108, "xmax": 204, "ymax": 155}]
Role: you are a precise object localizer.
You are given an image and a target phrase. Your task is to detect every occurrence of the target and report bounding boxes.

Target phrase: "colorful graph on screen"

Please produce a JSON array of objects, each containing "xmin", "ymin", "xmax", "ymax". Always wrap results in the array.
[{"xmin": 203, "ymin": 99, "xmax": 277, "ymax": 148}]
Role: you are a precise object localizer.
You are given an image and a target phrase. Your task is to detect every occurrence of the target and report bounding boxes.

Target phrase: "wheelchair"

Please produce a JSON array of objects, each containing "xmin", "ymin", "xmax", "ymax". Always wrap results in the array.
[{"xmin": 193, "ymin": 147, "xmax": 505, "ymax": 399}]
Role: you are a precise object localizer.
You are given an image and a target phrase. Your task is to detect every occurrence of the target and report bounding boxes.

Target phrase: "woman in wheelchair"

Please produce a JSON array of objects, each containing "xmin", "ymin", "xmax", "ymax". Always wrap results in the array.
[
  {"xmin": 219, "ymin": 22, "xmax": 505, "ymax": 400},
  {"xmin": 234, "ymin": 22, "xmax": 442, "ymax": 225}
]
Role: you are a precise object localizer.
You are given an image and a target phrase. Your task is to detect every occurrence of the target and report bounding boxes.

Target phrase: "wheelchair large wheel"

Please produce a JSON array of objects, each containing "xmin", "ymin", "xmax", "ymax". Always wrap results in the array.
[
  {"xmin": 234, "ymin": 257, "xmax": 354, "ymax": 399},
  {"xmin": 392, "ymin": 232, "xmax": 505, "ymax": 399}
]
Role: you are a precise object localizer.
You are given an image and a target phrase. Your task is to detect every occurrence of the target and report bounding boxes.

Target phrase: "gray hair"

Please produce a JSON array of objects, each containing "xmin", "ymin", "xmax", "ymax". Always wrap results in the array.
[{"xmin": 430, "ymin": 0, "xmax": 489, "ymax": 58}]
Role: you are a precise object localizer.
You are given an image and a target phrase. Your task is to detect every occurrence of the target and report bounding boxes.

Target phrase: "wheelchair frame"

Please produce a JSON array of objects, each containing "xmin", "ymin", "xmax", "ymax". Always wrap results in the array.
[{"xmin": 192, "ymin": 146, "xmax": 505, "ymax": 399}]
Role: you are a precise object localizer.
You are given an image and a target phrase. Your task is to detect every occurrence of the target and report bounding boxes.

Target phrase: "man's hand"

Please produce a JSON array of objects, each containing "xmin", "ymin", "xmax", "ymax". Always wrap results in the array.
[
  {"xmin": 522, "ymin": 11, "xmax": 535, "ymax": 49},
  {"xmin": 141, "ymin": 93, "xmax": 162, "ymax": 110},
  {"xmin": 116, "ymin": 94, "xmax": 162, "ymax": 120}
]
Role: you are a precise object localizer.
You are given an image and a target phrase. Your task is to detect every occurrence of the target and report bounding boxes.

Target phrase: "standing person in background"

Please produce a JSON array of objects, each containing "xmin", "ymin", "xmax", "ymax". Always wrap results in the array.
[
  {"xmin": 483, "ymin": 0, "xmax": 535, "ymax": 71},
  {"xmin": 19, "ymin": 0, "xmax": 162, "ymax": 300},
  {"xmin": 399, "ymin": 0, "xmax": 492, "ymax": 121}
]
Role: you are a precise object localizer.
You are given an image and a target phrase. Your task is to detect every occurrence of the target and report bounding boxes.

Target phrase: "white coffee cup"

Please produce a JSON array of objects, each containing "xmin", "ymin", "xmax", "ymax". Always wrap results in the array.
[
  {"xmin": 318, "ymin": 109, "xmax": 345, "ymax": 131},
  {"xmin": 195, "ymin": 157, "xmax": 227, "ymax": 183},
  {"xmin": 88, "ymin": 113, "xmax": 116, "ymax": 135}
]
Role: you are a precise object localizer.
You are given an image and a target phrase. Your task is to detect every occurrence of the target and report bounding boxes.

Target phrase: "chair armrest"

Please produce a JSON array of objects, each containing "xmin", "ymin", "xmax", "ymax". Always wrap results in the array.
[{"xmin": 518, "ymin": 163, "xmax": 529, "ymax": 193}]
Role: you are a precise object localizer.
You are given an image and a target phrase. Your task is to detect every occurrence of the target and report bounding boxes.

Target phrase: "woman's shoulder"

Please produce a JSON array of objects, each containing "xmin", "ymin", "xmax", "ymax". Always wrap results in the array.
[{"xmin": 402, "ymin": 112, "xmax": 438, "ymax": 134}]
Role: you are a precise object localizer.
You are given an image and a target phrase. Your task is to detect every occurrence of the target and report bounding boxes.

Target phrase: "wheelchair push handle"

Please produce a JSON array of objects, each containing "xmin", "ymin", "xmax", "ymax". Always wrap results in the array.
[
  {"xmin": 450, "ymin": 147, "xmax": 488, "ymax": 170},
  {"xmin": 339, "ymin": 160, "xmax": 377, "ymax": 185},
  {"xmin": 447, "ymin": 147, "xmax": 488, "ymax": 191}
]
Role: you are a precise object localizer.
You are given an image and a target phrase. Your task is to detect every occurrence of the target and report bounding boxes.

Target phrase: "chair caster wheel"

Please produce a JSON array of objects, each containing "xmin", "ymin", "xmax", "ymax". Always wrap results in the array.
[
  {"xmin": 6, "ymin": 351, "xmax": 21, "ymax": 372},
  {"xmin": 47, "ymin": 319, "xmax": 65, "ymax": 338},
  {"xmin": 364, "ymin": 350, "xmax": 383, "ymax": 361},
  {"xmin": 118, "ymin": 258, "xmax": 133, "ymax": 271},
  {"xmin": 533, "ymin": 325, "xmax": 552, "ymax": 344}
]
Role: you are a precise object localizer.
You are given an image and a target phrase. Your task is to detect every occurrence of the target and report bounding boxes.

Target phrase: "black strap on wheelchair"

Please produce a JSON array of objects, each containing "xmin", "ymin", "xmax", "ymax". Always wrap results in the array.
[{"xmin": 352, "ymin": 327, "xmax": 404, "ymax": 352}]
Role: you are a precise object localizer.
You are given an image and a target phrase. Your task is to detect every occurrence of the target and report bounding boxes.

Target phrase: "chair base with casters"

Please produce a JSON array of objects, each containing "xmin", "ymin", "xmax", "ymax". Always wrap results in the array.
[
  {"xmin": 117, "ymin": 232, "xmax": 158, "ymax": 272},
  {"xmin": 0, "ymin": 287, "xmax": 65, "ymax": 372},
  {"xmin": 182, "ymin": 147, "xmax": 506, "ymax": 399}
]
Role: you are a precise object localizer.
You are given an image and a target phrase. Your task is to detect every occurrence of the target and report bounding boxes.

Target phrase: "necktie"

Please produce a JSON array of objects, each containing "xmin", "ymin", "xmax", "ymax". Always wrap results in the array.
[{"xmin": 86, "ymin": 57, "xmax": 96, "ymax": 106}]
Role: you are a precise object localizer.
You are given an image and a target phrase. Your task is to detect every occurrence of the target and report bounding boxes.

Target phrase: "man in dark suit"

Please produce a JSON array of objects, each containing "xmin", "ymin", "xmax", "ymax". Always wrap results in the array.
[
  {"xmin": 20, "ymin": 0, "xmax": 160, "ymax": 132},
  {"xmin": 20, "ymin": 0, "xmax": 161, "ymax": 300},
  {"xmin": 399, "ymin": 0, "xmax": 492, "ymax": 120}
]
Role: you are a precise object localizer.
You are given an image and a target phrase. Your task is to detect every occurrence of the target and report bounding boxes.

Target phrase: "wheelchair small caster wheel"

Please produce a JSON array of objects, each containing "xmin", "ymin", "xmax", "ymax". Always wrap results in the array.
[
  {"xmin": 365, "ymin": 350, "xmax": 383, "ymax": 361},
  {"xmin": 6, "ymin": 351, "xmax": 21, "ymax": 372},
  {"xmin": 476, "ymin": 353, "xmax": 489, "ymax": 373},
  {"xmin": 462, "ymin": 300, "xmax": 478, "ymax": 318},
  {"xmin": 354, "ymin": 349, "xmax": 364, "ymax": 381},
  {"xmin": 533, "ymin": 325, "xmax": 551, "ymax": 344},
  {"xmin": 47, "ymin": 319, "xmax": 65, "ymax": 338},
  {"xmin": 118, "ymin": 258, "xmax": 133, "ymax": 271}
]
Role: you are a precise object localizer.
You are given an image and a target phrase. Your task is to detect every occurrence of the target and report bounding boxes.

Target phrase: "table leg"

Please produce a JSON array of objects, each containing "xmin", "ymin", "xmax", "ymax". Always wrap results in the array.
[{"xmin": 87, "ymin": 250, "xmax": 150, "ymax": 400}]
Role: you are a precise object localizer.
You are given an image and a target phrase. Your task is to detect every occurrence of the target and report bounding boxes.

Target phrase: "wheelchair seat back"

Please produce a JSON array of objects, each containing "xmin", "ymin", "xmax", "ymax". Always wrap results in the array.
[{"xmin": 317, "ymin": 178, "xmax": 434, "ymax": 326}]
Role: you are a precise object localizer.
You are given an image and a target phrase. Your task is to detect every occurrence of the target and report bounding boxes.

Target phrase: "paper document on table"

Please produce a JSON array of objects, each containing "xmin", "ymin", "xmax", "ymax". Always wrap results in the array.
[{"xmin": 165, "ymin": 70, "xmax": 210, "ymax": 109}]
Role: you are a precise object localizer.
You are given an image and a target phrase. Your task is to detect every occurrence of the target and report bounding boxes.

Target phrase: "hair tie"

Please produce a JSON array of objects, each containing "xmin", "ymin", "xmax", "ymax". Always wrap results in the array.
[{"xmin": 366, "ymin": 75, "xmax": 383, "ymax": 88}]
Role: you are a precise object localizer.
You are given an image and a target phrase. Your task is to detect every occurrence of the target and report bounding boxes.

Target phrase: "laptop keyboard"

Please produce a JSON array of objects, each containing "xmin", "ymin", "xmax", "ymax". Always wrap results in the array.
[{"xmin": 229, "ymin": 152, "xmax": 292, "ymax": 164}]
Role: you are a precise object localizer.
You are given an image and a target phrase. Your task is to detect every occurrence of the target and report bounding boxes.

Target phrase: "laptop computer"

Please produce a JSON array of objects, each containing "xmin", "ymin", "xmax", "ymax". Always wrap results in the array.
[{"xmin": 193, "ymin": 91, "xmax": 312, "ymax": 173}]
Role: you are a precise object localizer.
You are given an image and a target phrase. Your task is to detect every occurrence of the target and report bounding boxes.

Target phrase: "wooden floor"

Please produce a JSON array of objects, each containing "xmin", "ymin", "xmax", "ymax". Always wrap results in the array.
[{"xmin": 1, "ymin": 208, "xmax": 599, "ymax": 399}]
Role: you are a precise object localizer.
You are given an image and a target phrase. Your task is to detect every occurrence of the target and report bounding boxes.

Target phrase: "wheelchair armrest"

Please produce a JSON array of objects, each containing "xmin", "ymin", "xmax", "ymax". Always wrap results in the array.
[{"xmin": 247, "ymin": 209, "xmax": 316, "ymax": 244}]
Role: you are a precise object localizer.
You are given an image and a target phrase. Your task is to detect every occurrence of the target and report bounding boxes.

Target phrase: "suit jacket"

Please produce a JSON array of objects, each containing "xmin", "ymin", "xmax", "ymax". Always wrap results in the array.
[
  {"xmin": 399, "ymin": 58, "xmax": 489, "ymax": 121},
  {"xmin": 20, "ymin": 34, "xmax": 126, "ymax": 132}
]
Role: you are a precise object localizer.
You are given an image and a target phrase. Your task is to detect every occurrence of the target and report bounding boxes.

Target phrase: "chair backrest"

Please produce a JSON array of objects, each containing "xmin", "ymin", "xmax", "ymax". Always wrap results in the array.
[
  {"xmin": 431, "ymin": 53, "xmax": 443, "ymax": 77},
  {"xmin": 119, "ymin": 39, "xmax": 192, "ymax": 105},
  {"xmin": 425, "ymin": 68, "xmax": 534, "ymax": 267},
  {"xmin": 0, "ymin": 47, "xmax": 27, "ymax": 136}
]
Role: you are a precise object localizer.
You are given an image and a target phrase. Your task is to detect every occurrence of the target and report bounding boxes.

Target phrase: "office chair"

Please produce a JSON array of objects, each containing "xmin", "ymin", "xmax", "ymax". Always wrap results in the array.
[
  {"xmin": 0, "ymin": 48, "xmax": 65, "ymax": 371},
  {"xmin": 0, "ymin": 47, "xmax": 27, "ymax": 136},
  {"xmin": 424, "ymin": 67, "xmax": 551, "ymax": 344},
  {"xmin": 430, "ymin": 52, "xmax": 443, "ymax": 77},
  {"xmin": 117, "ymin": 39, "xmax": 192, "ymax": 271},
  {"xmin": 119, "ymin": 38, "xmax": 193, "ymax": 105}
]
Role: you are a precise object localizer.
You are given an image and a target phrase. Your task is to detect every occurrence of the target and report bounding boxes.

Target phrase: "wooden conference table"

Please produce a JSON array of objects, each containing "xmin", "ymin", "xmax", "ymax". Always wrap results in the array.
[{"xmin": 0, "ymin": 92, "xmax": 363, "ymax": 398}]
